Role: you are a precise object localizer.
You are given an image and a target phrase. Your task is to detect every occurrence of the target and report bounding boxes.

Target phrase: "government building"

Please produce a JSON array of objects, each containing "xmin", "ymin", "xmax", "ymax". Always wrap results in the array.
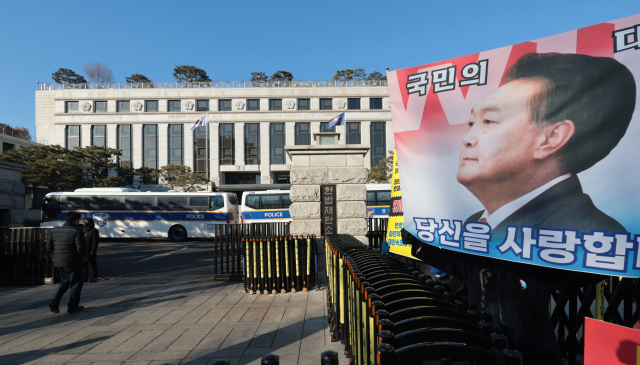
[{"xmin": 35, "ymin": 80, "xmax": 393, "ymax": 191}]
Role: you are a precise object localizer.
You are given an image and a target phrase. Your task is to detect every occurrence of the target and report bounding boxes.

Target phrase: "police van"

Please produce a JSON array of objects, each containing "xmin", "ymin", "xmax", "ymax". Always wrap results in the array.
[
  {"xmin": 239, "ymin": 190, "xmax": 292, "ymax": 223},
  {"xmin": 366, "ymin": 183, "xmax": 391, "ymax": 219}
]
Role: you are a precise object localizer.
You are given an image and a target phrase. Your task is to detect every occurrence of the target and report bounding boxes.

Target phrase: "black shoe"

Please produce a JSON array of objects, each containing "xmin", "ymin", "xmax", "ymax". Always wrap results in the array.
[
  {"xmin": 49, "ymin": 303, "xmax": 59, "ymax": 314},
  {"xmin": 67, "ymin": 306, "xmax": 84, "ymax": 314},
  {"xmin": 88, "ymin": 278, "xmax": 97, "ymax": 283}
]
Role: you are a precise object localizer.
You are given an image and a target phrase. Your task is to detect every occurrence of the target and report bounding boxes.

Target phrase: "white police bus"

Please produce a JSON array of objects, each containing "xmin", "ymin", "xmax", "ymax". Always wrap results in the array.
[
  {"xmin": 366, "ymin": 183, "xmax": 391, "ymax": 219},
  {"xmin": 41, "ymin": 188, "xmax": 239, "ymax": 242},
  {"xmin": 240, "ymin": 190, "xmax": 292, "ymax": 223}
]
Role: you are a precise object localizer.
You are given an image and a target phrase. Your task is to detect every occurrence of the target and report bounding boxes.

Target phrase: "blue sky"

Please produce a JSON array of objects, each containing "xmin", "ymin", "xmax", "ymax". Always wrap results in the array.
[{"xmin": 2, "ymin": 0, "xmax": 638, "ymax": 138}]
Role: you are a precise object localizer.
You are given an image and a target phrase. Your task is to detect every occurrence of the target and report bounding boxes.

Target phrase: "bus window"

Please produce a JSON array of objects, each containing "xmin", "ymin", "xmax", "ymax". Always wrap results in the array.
[
  {"xmin": 366, "ymin": 192, "xmax": 376, "ymax": 206},
  {"xmin": 260, "ymin": 195, "xmax": 280, "ymax": 209},
  {"xmin": 42, "ymin": 196, "xmax": 60, "ymax": 220},
  {"xmin": 229, "ymin": 194, "xmax": 238, "ymax": 205},
  {"xmin": 125, "ymin": 196, "xmax": 156, "ymax": 210},
  {"xmin": 190, "ymin": 196, "xmax": 209, "ymax": 208},
  {"xmin": 281, "ymin": 194, "xmax": 291, "ymax": 208},
  {"xmin": 158, "ymin": 197, "xmax": 188, "ymax": 210},
  {"xmin": 91, "ymin": 196, "xmax": 125, "ymax": 210},
  {"xmin": 376, "ymin": 191, "xmax": 391, "ymax": 206},
  {"xmin": 246, "ymin": 195, "xmax": 260, "ymax": 209},
  {"xmin": 209, "ymin": 196, "xmax": 224, "ymax": 211},
  {"xmin": 62, "ymin": 196, "xmax": 91, "ymax": 211}
]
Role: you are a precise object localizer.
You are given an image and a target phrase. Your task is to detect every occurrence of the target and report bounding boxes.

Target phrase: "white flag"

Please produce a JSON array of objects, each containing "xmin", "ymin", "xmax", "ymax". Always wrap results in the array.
[{"xmin": 190, "ymin": 113, "xmax": 208, "ymax": 131}]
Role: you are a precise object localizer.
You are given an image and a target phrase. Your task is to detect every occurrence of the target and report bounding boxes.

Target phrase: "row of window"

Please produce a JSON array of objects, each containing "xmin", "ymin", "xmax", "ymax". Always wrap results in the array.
[
  {"xmin": 64, "ymin": 121, "xmax": 387, "ymax": 173},
  {"xmin": 65, "ymin": 98, "xmax": 385, "ymax": 113},
  {"xmin": 60, "ymin": 195, "xmax": 226, "ymax": 211}
]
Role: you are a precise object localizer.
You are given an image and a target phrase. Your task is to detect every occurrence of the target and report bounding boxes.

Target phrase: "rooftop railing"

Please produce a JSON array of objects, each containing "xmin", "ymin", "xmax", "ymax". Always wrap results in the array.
[{"xmin": 38, "ymin": 79, "xmax": 388, "ymax": 91}]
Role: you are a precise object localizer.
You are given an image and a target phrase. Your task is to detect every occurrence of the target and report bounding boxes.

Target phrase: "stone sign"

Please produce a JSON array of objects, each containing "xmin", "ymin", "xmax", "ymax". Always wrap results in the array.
[{"xmin": 321, "ymin": 185, "xmax": 337, "ymax": 235}]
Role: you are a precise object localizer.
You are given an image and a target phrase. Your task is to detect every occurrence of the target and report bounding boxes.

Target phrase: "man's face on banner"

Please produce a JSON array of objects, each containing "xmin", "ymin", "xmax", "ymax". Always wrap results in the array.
[{"xmin": 457, "ymin": 79, "xmax": 547, "ymax": 188}]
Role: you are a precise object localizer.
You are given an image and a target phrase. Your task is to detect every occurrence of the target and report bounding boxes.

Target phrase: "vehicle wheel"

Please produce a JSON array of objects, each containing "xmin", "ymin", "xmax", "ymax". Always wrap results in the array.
[{"xmin": 169, "ymin": 225, "xmax": 188, "ymax": 242}]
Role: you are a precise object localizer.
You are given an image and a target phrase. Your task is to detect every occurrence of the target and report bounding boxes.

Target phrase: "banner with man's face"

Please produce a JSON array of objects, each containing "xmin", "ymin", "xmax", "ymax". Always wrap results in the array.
[{"xmin": 388, "ymin": 14, "xmax": 640, "ymax": 277}]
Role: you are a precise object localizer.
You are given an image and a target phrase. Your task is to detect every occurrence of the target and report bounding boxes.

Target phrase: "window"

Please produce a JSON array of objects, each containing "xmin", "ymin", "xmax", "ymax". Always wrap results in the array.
[
  {"xmin": 346, "ymin": 122, "xmax": 361, "ymax": 144},
  {"xmin": 274, "ymin": 172, "xmax": 290, "ymax": 184},
  {"xmin": 125, "ymin": 196, "xmax": 156, "ymax": 210},
  {"xmin": 295, "ymin": 123, "xmax": 310, "ymax": 145},
  {"xmin": 2, "ymin": 142, "xmax": 14, "ymax": 152},
  {"xmin": 117, "ymin": 101, "xmax": 130, "ymax": 112},
  {"xmin": 168, "ymin": 100, "xmax": 181, "ymax": 112},
  {"xmin": 366, "ymin": 191, "xmax": 392, "ymax": 206},
  {"xmin": 94, "ymin": 101, "xmax": 107, "ymax": 113},
  {"xmin": 269, "ymin": 99, "xmax": 282, "ymax": 111},
  {"xmin": 260, "ymin": 195, "xmax": 280, "ymax": 209},
  {"xmin": 219, "ymin": 99, "xmax": 231, "ymax": 111},
  {"xmin": 145, "ymin": 100, "xmax": 158, "ymax": 112},
  {"xmin": 65, "ymin": 125, "xmax": 80, "ymax": 149},
  {"xmin": 189, "ymin": 196, "xmax": 209, "ymax": 207},
  {"xmin": 320, "ymin": 122, "xmax": 335, "ymax": 133},
  {"xmin": 158, "ymin": 196, "xmax": 188, "ymax": 210},
  {"xmin": 247, "ymin": 99, "xmax": 260, "ymax": 111},
  {"xmin": 320, "ymin": 98, "xmax": 332, "ymax": 110},
  {"xmin": 117, "ymin": 125, "xmax": 132, "ymax": 169},
  {"xmin": 298, "ymin": 99, "xmax": 310, "ymax": 110},
  {"xmin": 61, "ymin": 196, "xmax": 91, "ymax": 211},
  {"xmin": 209, "ymin": 196, "xmax": 224, "ymax": 211},
  {"xmin": 244, "ymin": 123, "xmax": 260, "ymax": 165},
  {"xmin": 91, "ymin": 125, "xmax": 107, "ymax": 147},
  {"xmin": 91, "ymin": 196, "xmax": 124, "ymax": 210},
  {"xmin": 66, "ymin": 101, "xmax": 79, "ymax": 113},
  {"xmin": 246, "ymin": 195, "xmax": 260, "ymax": 209},
  {"xmin": 370, "ymin": 122, "xmax": 386, "ymax": 167},
  {"xmin": 348, "ymin": 98, "xmax": 361, "ymax": 110},
  {"xmin": 229, "ymin": 194, "xmax": 238, "ymax": 205},
  {"xmin": 225, "ymin": 173, "xmax": 260, "ymax": 184},
  {"xmin": 143, "ymin": 124, "xmax": 158, "ymax": 170},
  {"xmin": 370, "ymin": 98, "xmax": 383, "ymax": 110},
  {"xmin": 194, "ymin": 125, "xmax": 209, "ymax": 177},
  {"xmin": 270, "ymin": 123, "xmax": 285, "ymax": 165},
  {"xmin": 219, "ymin": 124, "xmax": 235, "ymax": 165},
  {"xmin": 196, "ymin": 100, "xmax": 209, "ymax": 111},
  {"xmin": 168, "ymin": 124, "xmax": 183, "ymax": 165}
]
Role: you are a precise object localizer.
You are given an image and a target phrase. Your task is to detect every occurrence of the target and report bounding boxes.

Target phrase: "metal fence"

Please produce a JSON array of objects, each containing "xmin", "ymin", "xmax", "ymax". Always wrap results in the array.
[
  {"xmin": 365, "ymin": 218, "xmax": 388, "ymax": 250},
  {"xmin": 212, "ymin": 223, "xmax": 290, "ymax": 281},
  {"xmin": 0, "ymin": 227, "xmax": 55, "ymax": 283},
  {"xmin": 38, "ymin": 79, "xmax": 389, "ymax": 91}
]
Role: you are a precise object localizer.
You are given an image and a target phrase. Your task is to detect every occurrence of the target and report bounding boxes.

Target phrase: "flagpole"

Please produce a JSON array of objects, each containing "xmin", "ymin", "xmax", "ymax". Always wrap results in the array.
[{"xmin": 206, "ymin": 113, "xmax": 209, "ymax": 191}]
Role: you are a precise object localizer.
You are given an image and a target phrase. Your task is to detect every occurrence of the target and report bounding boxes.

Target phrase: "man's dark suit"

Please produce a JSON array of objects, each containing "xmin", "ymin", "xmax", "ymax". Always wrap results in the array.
[{"xmin": 403, "ymin": 175, "xmax": 625, "ymax": 365}]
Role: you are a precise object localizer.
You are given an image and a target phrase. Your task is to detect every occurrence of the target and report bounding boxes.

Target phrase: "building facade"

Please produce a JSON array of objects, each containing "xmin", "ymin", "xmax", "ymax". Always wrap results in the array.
[{"xmin": 35, "ymin": 81, "xmax": 393, "ymax": 189}]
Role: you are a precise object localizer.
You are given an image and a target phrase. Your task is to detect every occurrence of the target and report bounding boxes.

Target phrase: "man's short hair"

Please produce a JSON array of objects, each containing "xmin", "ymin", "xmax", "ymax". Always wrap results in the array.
[
  {"xmin": 65, "ymin": 212, "xmax": 81, "ymax": 222},
  {"xmin": 502, "ymin": 52, "xmax": 636, "ymax": 174}
]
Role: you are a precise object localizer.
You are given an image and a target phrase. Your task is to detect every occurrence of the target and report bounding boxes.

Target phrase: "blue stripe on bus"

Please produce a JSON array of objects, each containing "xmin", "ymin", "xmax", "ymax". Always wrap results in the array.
[
  {"xmin": 366, "ymin": 206, "xmax": 389, "ymax": 218},
  {"xmin": 241, "ymin": 210, "xmax": 291, "ymax": 220},
  {"xmin": 51, "ymin": 212, "xmax": 233, "ymax": 221}
]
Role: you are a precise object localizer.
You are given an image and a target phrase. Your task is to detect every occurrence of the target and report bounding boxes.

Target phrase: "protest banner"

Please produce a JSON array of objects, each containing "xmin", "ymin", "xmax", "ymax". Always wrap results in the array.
[
  {"xmin": 388, "ymin": 14, "xmax": 640, "ymax": 276},
  {"xmin": 385, "ymin": 150, "xmax": 411, "ymax": 257},
  {"xmin": 584, "ymin": 318, "xmax": 640, "ymax": 364}
]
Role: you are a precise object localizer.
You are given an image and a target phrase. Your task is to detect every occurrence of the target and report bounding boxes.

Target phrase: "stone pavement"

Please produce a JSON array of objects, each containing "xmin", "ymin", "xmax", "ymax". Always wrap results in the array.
[{"xmin": 0, "ymin": 282, "xmax": 348, "ymax": 365}]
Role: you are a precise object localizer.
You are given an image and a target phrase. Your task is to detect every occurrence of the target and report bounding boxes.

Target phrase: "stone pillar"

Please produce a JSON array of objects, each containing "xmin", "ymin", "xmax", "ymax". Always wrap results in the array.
[{"xmin": 286, "ymin": 140, "xmax": 370, "ymax": 243}]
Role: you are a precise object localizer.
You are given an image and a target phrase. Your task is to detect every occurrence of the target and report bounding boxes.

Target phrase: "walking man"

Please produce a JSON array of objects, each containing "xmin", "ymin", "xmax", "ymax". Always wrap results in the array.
[
  {"xmin": 48, "ymin": 212, "xmax": 87, "ymax": 314},
  {"xmin": 83, "ymin": 217, "xmax": 99, "ymax": 283}
]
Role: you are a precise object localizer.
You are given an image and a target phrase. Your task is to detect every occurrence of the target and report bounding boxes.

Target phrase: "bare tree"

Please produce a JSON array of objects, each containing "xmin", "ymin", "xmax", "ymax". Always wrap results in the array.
[{"xmin": 83, "ymin": 62, "xmax": 115, "ymax": 83}]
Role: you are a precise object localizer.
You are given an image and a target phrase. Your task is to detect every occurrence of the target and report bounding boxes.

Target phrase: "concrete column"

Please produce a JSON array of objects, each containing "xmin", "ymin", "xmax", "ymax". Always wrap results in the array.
[
  {"xmin": 184, "ymin": 123, "xmax": 194, "ymax": 170},
  {"xmin": 235, "ymin": 123, "xmax": 245, "ymax": 166},
  {"xmin": 285, "ymin": 122, "xmax": 295, "ymax": 164},
  {"xmin": 311, "ymin": 121, "xmax": 320, "ymax": 137},
  {"xmin": 55, "ymin": 125, "xmax": 66, "ymax": 148},
  {"xmin": 361, "ymin": 97, "xmax": 371, "ymax": 110},
  {"xmin": 81, "ymin": 125, "xmax": 91, "ymax": 147},
  {"xmin": 209, "ymin": 123, "xmax": 220, "ymax": 186},
  {"xmin": 107, "ymin": 124, "xmax": 117, "ymax": 149},
  {"xmin": 132, "ymin": 124, "xmax": 143, "ymax": 169},
  {"xmin": 158, "ymin": 100, "xmax": 168, "ymax": 112},
  {"xmin": 361, "ymin": 121, "xmax": 372, "ymax": 168},
  {"xmin": 337, "ymin": 123, "xmax": 346, "ymax": 145},
  {"xmin": 386, "ymin": 121, "xmax": 395, "ymax": 157},
  {"xmin": 107, "ymin": 100, "xmax": 116, "ymax": 113},
  {"xmin": 158, "ymin": 123, "xmax": 169, "ymax": 168},
  {"xmin": 210, "ymin": 99, "xmax": 219, "ymax": 112},
  {"xmin": 260, "ymin": 98, "xmax": 269, "ymax": 111},
  {"xmin": 260, "ymin": 122, "xmax": 271, "ymax": 184},
  {"xmin": 310, "ymin": 98, "xmax": 320, "ymax": 110}
]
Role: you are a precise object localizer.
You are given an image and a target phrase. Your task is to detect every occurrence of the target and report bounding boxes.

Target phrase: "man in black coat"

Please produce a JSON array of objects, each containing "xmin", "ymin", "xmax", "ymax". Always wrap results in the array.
[
  {"xmin": 83, "ymin": 217, "xmax": 99, "ymax": 283},
  {"xmin": 405, "ymin": 52, "xmax": 636, "ymax": 364},
  {"xmin": 48, "ymin": 212, "xmax": 87, "ymax": 314}
]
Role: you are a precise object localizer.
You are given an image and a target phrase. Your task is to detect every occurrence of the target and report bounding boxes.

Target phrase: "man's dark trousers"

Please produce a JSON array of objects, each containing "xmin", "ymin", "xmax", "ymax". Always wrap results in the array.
[
  {"xmin": 84, "ymin": 258, "xmax": 98, "ymax": 281},
  {"xmin": 51, "ymin": 266, "xmax": 84, "ymax": 310}
]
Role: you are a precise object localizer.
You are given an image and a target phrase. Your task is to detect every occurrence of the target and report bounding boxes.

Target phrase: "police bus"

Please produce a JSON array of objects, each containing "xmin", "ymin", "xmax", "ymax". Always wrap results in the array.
[
  {"xmin": 41, "ymin": 188, "xmax": 239, "ymax": 242},
  {"xmin": 239, "ymin": 190, "xmax": 292, "ymax": 223},
  {"xmin": 366, "ymin": 183, "xmax": 391, "ymax": 219}
]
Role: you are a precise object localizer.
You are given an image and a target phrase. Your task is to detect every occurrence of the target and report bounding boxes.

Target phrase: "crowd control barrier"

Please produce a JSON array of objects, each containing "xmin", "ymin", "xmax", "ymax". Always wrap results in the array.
[
  {"xmin": 324, "ymin": 234, "xmax": 523, "ymax": 365},
  {"xmin": 0, "ymin": 227, "xmax": 55, "ymax": 284},
  {"xmin": 244, "ymin": 235, "xmax": 318, "ymax": 294}
]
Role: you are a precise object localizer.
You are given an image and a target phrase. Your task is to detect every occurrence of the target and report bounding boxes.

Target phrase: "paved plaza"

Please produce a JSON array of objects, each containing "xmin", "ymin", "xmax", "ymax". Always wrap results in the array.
[{"xmin": 0, "ymin": 282, "xmax": 346, "ymax": 365}]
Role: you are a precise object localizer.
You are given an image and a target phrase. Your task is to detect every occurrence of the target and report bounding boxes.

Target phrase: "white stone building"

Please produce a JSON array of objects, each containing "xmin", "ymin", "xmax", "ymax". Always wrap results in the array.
[{"xmin": 35, "ymin": 81, "xmax": 392, "ymax": 191}]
